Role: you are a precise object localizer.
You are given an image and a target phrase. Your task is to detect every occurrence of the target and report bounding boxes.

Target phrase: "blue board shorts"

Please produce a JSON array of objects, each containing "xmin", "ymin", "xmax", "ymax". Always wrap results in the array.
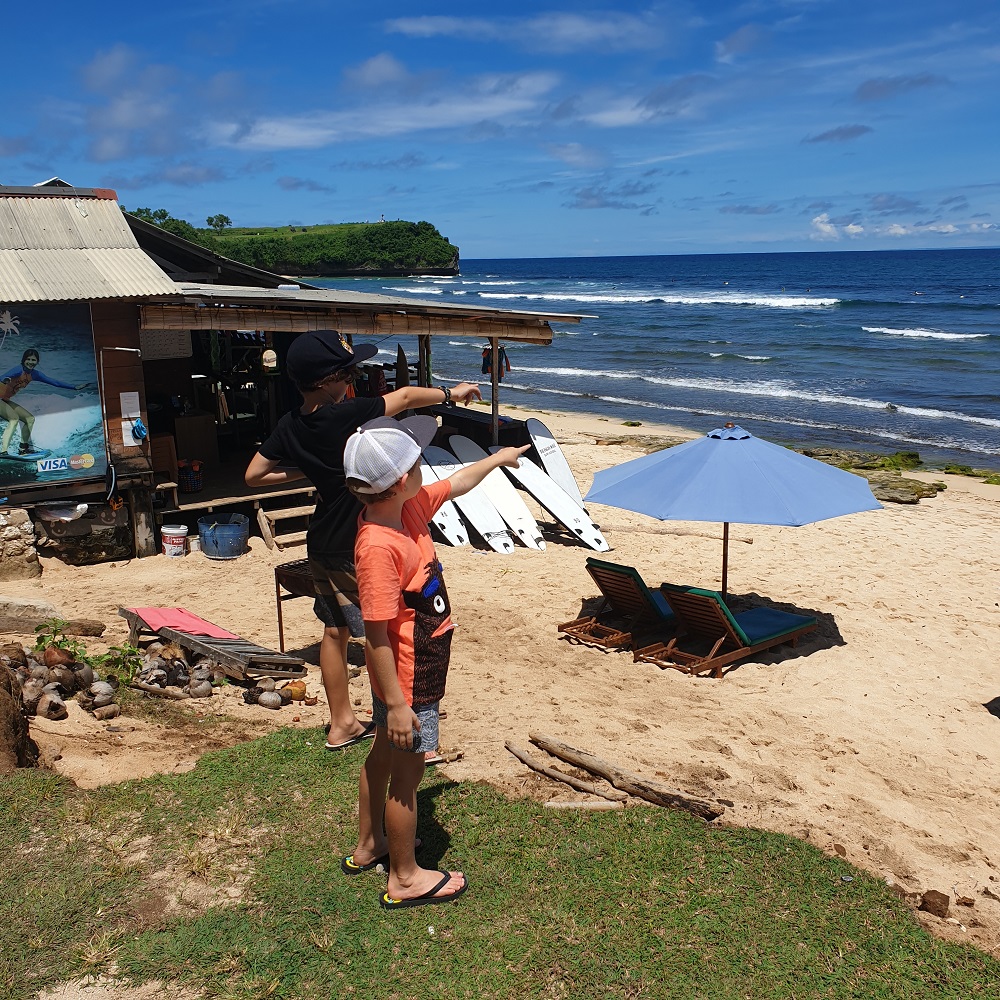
[
  {"xmin": 371, "ymin": 695, "xmax": 439, "ymax": 754},
  {"xmin": 309, "ymin": 554, "xmax": 365, "ymax": 638}
]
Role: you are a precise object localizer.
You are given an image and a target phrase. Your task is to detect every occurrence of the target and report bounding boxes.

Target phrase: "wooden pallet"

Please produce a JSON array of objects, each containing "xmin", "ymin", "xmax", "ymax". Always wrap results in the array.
[{"xmin": 119, "ymin": 608, "xmax": 306, "ymax": 681}]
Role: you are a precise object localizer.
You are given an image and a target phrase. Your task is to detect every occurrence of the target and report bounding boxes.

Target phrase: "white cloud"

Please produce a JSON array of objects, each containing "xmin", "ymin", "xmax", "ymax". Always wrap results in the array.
[
  {"xmin": 385, "ymin": 11, "xmax": 665, "ymax": 53},
  {"xmin": 809, "ymin": 213, "xmax": 839, "ymax": 239},
  {"xmin": 344, "ymin": 53, "xmax": 412, "ymax": 89},
  {"xmin": 544, "ymin": 143, "xmax": 609, "ymax": 169},
  {"xmin": 715, "ymin": 24, "xmax": 765, "ymax": 65},
  {"xmin": 208, "ymin": 72, "xmax": 559, "ymax": 150}
]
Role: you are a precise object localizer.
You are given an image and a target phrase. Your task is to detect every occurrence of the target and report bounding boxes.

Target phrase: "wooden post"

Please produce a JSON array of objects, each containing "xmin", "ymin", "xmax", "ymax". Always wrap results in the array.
[
  {"xmin": 721, "ymin": 522, "xmax": 729, "ymax": 599},
  {"xmin": 418, "ymin": 335, "xmax": 431, "ymax": 387},
  {"xmin": 490, "ymin": 336, "xmax": 500, "ymax": 446}
]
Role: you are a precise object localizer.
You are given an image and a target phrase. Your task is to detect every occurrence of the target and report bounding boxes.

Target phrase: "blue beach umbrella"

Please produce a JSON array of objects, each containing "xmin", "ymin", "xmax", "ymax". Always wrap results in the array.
[{"xmin": 585, "ymin": 423, "xmax": 881, "ymax": 596}]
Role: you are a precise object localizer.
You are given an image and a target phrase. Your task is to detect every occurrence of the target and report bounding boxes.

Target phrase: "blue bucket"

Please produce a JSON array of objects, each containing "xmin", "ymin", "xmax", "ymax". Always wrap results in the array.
[{"xmin": 197, "ymin": 513, "xmax": 249, "ymax": 560}]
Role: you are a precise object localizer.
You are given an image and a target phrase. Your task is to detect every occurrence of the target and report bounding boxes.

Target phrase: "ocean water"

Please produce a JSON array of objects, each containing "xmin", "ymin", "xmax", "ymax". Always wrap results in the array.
[{"xmin": 311, "ymin": 248, "xmax": 1000, "ymax": 470}]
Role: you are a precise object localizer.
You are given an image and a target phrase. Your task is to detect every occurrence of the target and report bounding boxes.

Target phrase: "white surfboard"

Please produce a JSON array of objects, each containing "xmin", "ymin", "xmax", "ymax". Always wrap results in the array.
[
  {"xmin": 526, "ymin": 418, "xmax": 585, "ymax": 509},
  {"xmin": 491, "ymin": 448, "xmax": 610, "ymax": 552},
  {"xmin": 422, "ymin": 446, "xmax": 515, "ymax": 554},
  {"xmin": 447, "ymin": 435, "xmax": 545, "ymax": 550},
  {"xmin": 418, "ymin": 459, "xmax": 469, "ymax": 547}
]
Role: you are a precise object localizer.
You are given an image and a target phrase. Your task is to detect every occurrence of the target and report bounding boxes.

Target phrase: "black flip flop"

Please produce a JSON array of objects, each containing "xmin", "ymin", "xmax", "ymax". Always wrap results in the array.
[
  {"xmin": 325, "ymin": 721, "xmax": 376, "ymax": 751},
  {"xmin": 379, "ymin": 871, "xmax": 468, "ymax": 910},
  {"xmin": 341, "ymin": 852, "xmax": 389, "ymax": 876}
]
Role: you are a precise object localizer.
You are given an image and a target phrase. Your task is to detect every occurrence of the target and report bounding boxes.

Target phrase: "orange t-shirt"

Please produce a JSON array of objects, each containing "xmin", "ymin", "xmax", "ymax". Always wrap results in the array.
[{"xmin": 355, "ymin": 479, "xmax": 455, "ymax": 707}]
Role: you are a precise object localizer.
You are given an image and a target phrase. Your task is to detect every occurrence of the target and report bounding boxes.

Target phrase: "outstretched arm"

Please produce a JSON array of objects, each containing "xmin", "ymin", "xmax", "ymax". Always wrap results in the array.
[
  {"xmin": 244, "ymin": 451, "xmax": 307, "ymax": 487},
  {"xmin": 383, "ymin": 382, "xmax": 482, "ymax": 417},
  {"xmin": 30, "ymin": 369, "xmax": 77, "ymax": 391},
  {"xmin": 447, "ymin": 445, "xmax": 530, "ymax": 499}
]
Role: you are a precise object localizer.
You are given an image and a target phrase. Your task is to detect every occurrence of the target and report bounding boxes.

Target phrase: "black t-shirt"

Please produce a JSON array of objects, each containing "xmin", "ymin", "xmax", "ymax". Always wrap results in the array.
[{"xmin": 258, "ymin": 397, "xmax": 386, "ymax": 555}]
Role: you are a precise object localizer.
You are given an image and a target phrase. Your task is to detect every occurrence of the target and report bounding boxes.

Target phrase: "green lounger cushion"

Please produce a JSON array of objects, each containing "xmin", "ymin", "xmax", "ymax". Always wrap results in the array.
[
  {"xmin": 660, "ymin": 584, "xmax": 815, "ymax": 647},
  {"xmin": 732, "ymin": 606, "xmax": 817, "ymax": 645},
  {"xmin": 586, "ymin": 557, "xmax": 675, "ymax": 622}
]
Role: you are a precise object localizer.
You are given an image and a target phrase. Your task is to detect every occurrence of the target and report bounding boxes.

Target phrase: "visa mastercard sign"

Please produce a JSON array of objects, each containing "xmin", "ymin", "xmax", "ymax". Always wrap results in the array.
[{"xmin": 37, "ymin": 453, "xmax": 96, "ymax": 473}]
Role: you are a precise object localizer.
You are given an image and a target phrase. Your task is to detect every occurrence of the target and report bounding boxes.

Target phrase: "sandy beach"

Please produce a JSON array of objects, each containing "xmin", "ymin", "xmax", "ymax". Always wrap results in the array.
[{"xmin": 7, "ymin": 404, "xmax": 1000, "ymax": 955}]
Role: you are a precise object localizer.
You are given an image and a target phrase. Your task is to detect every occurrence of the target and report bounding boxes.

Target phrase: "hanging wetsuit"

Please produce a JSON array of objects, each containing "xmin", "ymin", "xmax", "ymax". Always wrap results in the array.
[{"xmin": 481, "ymin": 345, "xmax": 511, "ymax": 381}]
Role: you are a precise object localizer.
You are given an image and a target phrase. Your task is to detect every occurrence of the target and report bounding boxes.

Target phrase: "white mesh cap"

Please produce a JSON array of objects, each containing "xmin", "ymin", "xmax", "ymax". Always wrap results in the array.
[{"xmin": 344, "ymin": 415, "xmax": 438, "ymax": 494}]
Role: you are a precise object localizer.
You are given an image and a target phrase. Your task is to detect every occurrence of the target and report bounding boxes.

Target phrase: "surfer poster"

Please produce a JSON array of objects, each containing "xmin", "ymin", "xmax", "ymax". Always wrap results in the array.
[{"xmin": 0, "ymin": 302, "xmax": 106, "ymax": 488}]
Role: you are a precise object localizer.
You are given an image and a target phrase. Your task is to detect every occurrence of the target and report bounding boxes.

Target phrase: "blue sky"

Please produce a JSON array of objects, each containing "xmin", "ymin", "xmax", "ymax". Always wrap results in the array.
[{"xmin": 3, "ymin": 1, "xmax": 999, "ymax": 258}]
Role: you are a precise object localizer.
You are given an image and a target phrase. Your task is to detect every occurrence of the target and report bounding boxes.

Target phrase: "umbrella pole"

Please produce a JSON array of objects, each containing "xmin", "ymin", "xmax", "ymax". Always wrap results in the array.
[{"xmin": 721, "ymin": 522, "xmax": 729, "ymax": 599}]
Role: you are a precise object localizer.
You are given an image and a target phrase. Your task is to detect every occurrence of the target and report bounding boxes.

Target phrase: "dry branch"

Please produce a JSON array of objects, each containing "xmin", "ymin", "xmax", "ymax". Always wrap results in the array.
[
  {"xmin": 505, "ymin": 741, "xmax": 629, "ymax": 801},
  {"xmin": 543, "ymin": 801, "xmax": 625, "ymax": 811},
  {"xmin": 131, "ymin": 681, "xmax": 190, "ymax": 700},
  {"xmin": 529, "ymin": 732, "xmax": 724, "ymax": 821}
]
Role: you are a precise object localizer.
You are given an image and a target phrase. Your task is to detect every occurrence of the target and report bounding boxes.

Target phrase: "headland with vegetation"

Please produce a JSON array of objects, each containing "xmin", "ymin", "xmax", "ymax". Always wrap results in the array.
[{"xmin": 126, "ymin": 208, "xmax": 460, "ymax": 277}]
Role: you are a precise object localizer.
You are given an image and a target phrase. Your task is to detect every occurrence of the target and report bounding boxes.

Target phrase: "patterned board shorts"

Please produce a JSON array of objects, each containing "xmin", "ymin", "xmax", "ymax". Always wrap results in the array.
[
  {"xmin": 309, "ymin": 554, "xmax": 365, "ymax": 638},
  {"xmin": 371, "ymin": 695, "xmax": 440, "ymax": 755}
]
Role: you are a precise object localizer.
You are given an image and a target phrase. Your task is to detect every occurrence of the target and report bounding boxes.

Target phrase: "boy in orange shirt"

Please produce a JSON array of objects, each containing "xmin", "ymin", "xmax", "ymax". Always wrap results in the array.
[{"xmin": 341, "ymin": 414, "xmax": 528, "ymax": 909}]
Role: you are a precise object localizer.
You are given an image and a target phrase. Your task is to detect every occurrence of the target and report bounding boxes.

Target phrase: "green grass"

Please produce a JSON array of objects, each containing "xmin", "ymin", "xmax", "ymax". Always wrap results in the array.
[{"xmin": 3, "ymin": 729, "xmax": 998, "ymax": 999}]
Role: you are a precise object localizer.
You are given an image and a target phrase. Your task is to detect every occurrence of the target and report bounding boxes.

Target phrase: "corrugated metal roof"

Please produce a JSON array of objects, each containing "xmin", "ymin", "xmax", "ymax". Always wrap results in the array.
[
  {"xmin": 0, "ymin": 194, "xmax": 178, "ymax": 300},
  {"xmin": 0, "ymin": 195, "xmax": 138, "ymax": 250},
  {"xmin": 0, "ymin": 248, "xmax": 179, "ymax": 301}
]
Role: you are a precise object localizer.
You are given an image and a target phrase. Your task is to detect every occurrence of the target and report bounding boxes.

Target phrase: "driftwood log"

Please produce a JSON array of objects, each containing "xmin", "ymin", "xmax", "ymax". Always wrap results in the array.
[
  {"xmin": 543, "ymin": 800, "xmax": 625, "ymax": 811},
  {"xmin": 505, "ymin": 741, "xmax": 629, "ymax": 801},
  {"xmin": 529, "ymin": 732, "xmax": 724, "ymax": 821},
  {"xmin": 0, "ymin": 616, "xmax": 106, "ymax": 637},
  {"xmin": 131, "ymin": 681, "xmax": 191, "ymax": 700}
]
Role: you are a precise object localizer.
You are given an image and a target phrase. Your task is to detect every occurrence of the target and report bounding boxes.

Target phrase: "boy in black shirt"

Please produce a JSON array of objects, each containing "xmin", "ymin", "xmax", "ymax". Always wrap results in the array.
[{"xmin": 245, "ymin": 330, "xmax": 480, "ymax": 749}]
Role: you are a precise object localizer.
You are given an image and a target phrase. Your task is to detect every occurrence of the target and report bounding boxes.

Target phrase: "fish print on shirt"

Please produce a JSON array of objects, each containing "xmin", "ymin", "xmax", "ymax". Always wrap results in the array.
[{"xmin": 403, "ymin": 559, "xmax": 453, "ymax": 706}]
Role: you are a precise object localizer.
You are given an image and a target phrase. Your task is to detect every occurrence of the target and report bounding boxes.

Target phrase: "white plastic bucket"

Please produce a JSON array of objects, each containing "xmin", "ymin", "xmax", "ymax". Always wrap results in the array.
[{"xmin": 161, "ymin": 525, "xmax": 188, "ymax": 557}]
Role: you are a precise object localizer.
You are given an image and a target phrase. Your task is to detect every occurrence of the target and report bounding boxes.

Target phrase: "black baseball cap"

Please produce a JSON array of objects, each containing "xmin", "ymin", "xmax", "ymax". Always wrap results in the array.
[{"xmin": 285, "ymin": 330, "xmax": 379, "ymax": 387}]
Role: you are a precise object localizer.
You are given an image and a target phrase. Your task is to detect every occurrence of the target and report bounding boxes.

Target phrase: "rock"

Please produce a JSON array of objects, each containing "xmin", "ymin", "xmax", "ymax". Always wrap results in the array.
[
  {"xmin": 833, "ymin": 843, "xmax": 847, "ymax": 857},
  {"xmin": 919, "ymin": 889, "xmax": 951, "ymax": 918},
  {"xmin": 863, "ymin": 471, "xmax": 940, "ymax": 504},
  {"xmin": 0, "ymin": 596, "xmax": 59, "ymax": 619},
  {"xmin": 591, "ymin": 434, "xmax": 687, "ymax": 454},
  {"xmin": 956, "ymin": 896, "xmax": 975, "ymax": 908},
  {"xmin": 982, "ymin": 886, "xmax": 1000, "ymax": 902}
]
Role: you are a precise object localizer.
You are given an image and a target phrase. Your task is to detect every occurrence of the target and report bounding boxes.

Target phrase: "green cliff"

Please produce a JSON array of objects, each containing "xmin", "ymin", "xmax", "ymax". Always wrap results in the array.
[
  {"xmin": 209, "ymin": 220, "xmax": 459, "ymax": 277},
  {"xmin": 125, "ymin": 209, "xmax": 459, "ymax": 277}
]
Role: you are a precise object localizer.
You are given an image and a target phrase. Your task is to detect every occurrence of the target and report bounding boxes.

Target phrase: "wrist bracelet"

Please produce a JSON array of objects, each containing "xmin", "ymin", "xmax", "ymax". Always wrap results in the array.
[{"xmin": 442, "ymin": 385, "xmax": 452, "ymax": 403}]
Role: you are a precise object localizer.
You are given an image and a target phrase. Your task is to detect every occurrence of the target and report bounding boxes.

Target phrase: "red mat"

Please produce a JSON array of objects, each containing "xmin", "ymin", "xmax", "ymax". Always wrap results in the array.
[{"xmin": 127, "ymin": 607, "xmax": 239, "ymax": 640}]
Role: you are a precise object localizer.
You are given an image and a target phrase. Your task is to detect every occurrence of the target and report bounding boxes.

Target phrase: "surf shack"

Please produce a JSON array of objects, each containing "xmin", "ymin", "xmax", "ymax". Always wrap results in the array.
[{"xmin": 0, "ymin": 181, "xmax": 583, "ymax": 571}]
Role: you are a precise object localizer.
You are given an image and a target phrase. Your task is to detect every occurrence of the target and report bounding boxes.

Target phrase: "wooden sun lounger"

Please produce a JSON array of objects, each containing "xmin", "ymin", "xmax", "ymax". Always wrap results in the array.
[
  {"xmin": 632, "ymin": 584, "xmax": 817, "ymax": 679},
  {"xmin": 119, "ymin": 607, "xmax": 307, "ymax": 681},
  {"xmin": 558, "ymin": 557, "xmax": 675, "ymax": 650}
]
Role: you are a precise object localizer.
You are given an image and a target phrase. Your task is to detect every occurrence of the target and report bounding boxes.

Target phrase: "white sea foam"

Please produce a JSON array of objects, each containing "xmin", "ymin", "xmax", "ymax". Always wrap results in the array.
[
  {"xmin": 384, "ymin": 286, "xmax": 444, "ymax": 294},
  {"xmin": 508, "ymin": 366, "xmax": 1000, "ymax": 430},
  {"xmin": 492, "ymin": 384, "xmax": 1000, "ymax": 456},
  {"xmin": 708, "ymin": 353, "xmax": 773, "ymax": 361},
  {"xmin": 476, "ymin": 291, "xmax": 839, "ymax": 308},
  {"xmin": 864, "ymin": 326, "xmax": 989, "ymax": 341}
]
